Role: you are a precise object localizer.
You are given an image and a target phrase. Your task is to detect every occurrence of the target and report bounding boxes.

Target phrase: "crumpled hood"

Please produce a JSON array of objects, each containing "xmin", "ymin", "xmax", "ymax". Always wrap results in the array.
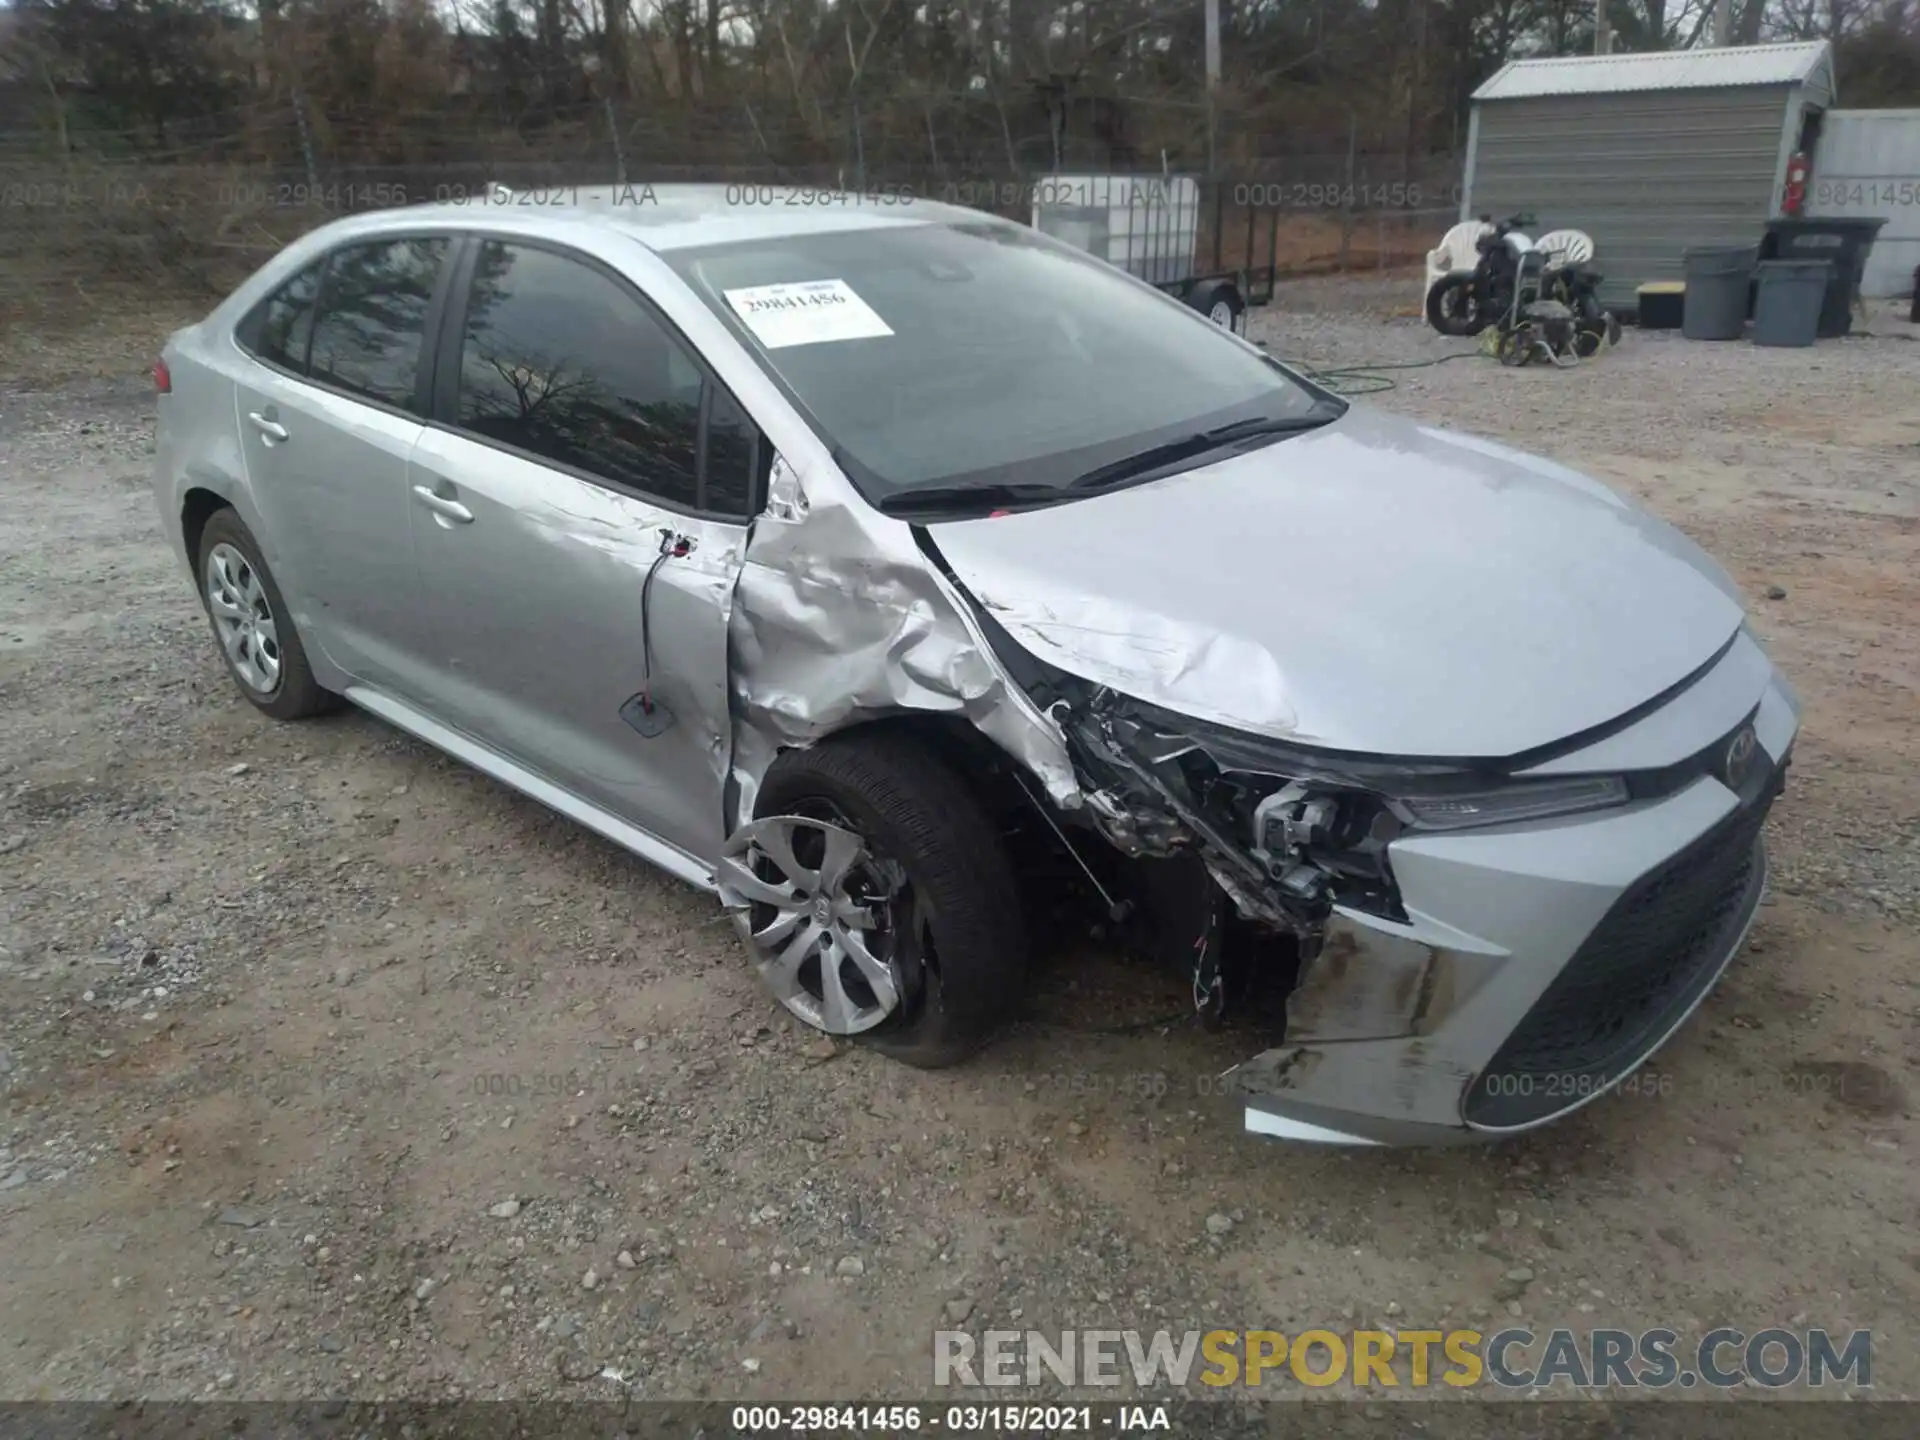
[{"xmin": 928, "ymin": 405, "xmax": 1747, "ymax": 759}]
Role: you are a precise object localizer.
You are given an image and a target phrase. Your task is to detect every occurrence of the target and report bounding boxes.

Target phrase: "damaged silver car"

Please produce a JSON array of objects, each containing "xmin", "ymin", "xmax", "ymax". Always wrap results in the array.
[{"xmin": 151, "ymin": 187, "xmax": 1798, "ymax": 1144}]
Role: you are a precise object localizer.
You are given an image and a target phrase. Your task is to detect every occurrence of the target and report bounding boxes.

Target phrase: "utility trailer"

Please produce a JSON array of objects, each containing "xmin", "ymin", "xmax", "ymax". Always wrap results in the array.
[{"xmin": 1029, "ymin": 174, "xmax": 1280, "ymax": 333}]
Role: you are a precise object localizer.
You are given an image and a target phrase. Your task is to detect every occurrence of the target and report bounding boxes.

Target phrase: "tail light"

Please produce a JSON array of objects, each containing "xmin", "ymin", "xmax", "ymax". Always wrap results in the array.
[{"xmin": 153, "ymin": 358, "xmax": 172, "ymax": 394}]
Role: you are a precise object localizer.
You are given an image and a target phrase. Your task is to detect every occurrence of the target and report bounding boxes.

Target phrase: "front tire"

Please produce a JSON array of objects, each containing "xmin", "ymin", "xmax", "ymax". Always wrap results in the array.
[
  {"xmin": 195, "ymin": 508, "xmax": 336, "ymax": 721},
  {"xmin": 720, "ymin": 733, "xmax": 1027, "ymax": 1069}
]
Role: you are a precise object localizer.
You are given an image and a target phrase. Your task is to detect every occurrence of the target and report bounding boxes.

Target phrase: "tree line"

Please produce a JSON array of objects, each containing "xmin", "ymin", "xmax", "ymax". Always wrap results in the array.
[{"xmin": 3, "ymin": 0, "xmax": 1918, "ymax": 180}]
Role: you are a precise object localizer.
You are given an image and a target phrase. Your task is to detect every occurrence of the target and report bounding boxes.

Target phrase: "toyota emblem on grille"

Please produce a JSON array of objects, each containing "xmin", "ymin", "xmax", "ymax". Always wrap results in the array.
[{"xmin": 1723, "ymin": 725, "xmax": 1758, "ymax": 790}]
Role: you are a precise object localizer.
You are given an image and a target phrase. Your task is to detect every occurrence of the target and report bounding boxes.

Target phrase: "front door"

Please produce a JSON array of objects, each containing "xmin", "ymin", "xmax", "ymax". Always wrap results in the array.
[{"xmin": 406, "ymin": 238, "xmax": 760, "ymax": 864}]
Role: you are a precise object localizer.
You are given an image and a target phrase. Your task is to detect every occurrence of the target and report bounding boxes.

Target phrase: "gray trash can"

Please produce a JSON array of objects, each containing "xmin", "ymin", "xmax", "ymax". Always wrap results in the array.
[
  {"xmin": 1761, "ymin": 217, "xmax": 1888, "ymax": 337},
  {"xmin": 1681, "ymin": 245, "xmax": 1756, "ymax": 340},
  {"xmin": 1752, "ymin": 260, "xmax": 1830, "ymax": 348}
]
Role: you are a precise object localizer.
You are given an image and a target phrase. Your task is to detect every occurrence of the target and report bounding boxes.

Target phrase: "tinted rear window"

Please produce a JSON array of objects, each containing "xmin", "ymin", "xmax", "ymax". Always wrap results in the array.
[
  {"xmin": 241, "ymin": 260, "xmax": 324, "ymax": 372},
  {"xmin": 308, "ymin": 237, "xmax": 448, "ymax": 409}
]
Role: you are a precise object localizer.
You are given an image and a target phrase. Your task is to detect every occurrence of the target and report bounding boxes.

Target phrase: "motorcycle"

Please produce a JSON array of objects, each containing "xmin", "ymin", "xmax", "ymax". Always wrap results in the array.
[
  {"xmin": 1425, "ymin": 212, "xmax": 1536, "ymax": 338},
  {"xmin": 1427, "ymin": 213, "xmax": 1620, "ymax": 359}
]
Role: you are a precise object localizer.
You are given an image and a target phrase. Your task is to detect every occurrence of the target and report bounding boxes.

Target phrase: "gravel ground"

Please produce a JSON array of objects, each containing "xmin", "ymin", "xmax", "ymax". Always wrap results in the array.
[{"xmin": 2, "ymin": 275, "xmax": 1917, "ymax": 1406}]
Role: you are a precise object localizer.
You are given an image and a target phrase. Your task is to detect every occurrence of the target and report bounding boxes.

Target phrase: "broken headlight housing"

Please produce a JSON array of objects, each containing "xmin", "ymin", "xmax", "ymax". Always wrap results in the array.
[
  {"xmin": 1128, "ymin": 702, "xmax": 1633, "ymax": 830},
  {"xmin": 1248, "ymin": 773, "xmax": 1629, "ymax": 921},
  {"xmin": 1081, "ymin": 697, "xmax": 1633, "ymax": 927}
]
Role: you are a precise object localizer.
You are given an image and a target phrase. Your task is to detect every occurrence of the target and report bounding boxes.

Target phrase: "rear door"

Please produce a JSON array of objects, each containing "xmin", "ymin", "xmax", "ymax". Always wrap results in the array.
[
  {"xmin": 231, "ymin": 234, "xmax": 452, "ymax": 693},
  {"xmin": 405, "ymin": 236, "xmax": 762, "ymax": 863}
]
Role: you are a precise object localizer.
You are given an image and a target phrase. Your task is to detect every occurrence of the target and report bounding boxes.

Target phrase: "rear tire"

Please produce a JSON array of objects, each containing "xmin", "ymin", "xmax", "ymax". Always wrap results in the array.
[
  {"xmin": 742, "ymin": 733, "xmax": 1027, "ymax": 1069},
  {"xmin": 195, "ymin": 508, "xmax": 337, "ymax": 721}
]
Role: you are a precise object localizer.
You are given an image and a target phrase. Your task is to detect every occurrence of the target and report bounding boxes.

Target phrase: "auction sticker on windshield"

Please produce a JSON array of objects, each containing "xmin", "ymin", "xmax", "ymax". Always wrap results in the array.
[{"xmin": 723, "ymin": 279, "xmax": 894, "ymax": 349}]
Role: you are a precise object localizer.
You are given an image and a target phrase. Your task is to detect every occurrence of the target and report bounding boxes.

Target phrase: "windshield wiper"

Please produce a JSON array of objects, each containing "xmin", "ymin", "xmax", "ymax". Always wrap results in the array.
[
  {"xmin": 874, "ymin": 481, "xmax": 1068, "ymax": 519},
  {"xmin": 1065, "ymin": 405, "xmax": 1341, "ymax": 493},
  {"xmin": 869, "ymin": 402, "xmax": 1343, "ymax": 519}
]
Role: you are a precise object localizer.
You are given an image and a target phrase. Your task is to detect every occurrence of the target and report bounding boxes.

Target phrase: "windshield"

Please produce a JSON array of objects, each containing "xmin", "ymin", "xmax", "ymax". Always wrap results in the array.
[{"xmin": 663, "ymin": 220, "xmax": 1328, "ymax": 506}]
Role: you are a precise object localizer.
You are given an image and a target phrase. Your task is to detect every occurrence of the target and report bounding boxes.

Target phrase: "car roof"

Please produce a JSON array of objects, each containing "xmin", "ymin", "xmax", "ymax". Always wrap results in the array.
[{"xmin": 341, "ymin": 183, "xmax": 996, "ymax": 254}]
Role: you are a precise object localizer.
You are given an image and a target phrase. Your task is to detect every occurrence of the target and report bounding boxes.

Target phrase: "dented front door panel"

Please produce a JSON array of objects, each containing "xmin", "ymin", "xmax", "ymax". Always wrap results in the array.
[{"xmin": 408, "ymin": 427, "xmax": 745, "ymax": 862}]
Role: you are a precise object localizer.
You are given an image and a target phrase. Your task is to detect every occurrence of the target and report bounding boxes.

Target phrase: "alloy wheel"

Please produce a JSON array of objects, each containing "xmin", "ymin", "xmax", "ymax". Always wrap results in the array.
[
  {"xmin": 717, "ymin": 812, "xmax": 916, "ymax": 1035},
  {"xmin": 204, "ymin": 542, "xmax": 282, "ymax": 694}
]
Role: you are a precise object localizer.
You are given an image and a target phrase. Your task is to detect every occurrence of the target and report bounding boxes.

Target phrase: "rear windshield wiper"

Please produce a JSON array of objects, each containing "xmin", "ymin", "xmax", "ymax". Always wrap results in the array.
[
  {"xmin": 874, "ymin": 481, "xmax": 1067, "ymax": 519},
  {"xmin": 1066, "ymin": 406, "xmax": 1340, "ymax": 494}
]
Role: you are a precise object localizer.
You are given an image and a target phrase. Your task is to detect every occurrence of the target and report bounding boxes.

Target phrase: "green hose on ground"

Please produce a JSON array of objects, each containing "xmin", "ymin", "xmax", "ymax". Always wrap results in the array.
[{"xmin": 1285, "ymin": 349, "xmax": 1484, "ymax": 395}]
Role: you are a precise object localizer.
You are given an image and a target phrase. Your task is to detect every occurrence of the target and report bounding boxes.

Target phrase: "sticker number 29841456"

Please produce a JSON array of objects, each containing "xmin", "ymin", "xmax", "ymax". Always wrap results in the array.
[{"xmin": 723, "ymin": 279, "xmax": 895, "ymax": 349}]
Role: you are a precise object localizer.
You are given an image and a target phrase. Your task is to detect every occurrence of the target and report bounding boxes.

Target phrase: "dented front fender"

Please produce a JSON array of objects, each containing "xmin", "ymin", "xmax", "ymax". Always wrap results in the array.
[{"xmin": 725, "ymin": 452, "xmax": 1080, "ymax": 829}]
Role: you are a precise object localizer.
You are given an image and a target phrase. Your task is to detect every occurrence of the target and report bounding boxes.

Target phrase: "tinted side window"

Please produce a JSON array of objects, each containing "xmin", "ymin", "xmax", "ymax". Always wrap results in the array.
[
  {"xmin": 242, "ymin": 260, "xmax": 324, "ymax": 373},
  {"xmin": 704, "ymin": 384, "xmax": 758, "ymax": 518},
  {"xmin": 308, "ymin": 237, "xmax": 448, "ymax": 409},
  {"xmin": 456, "ymin": 241, "xmax": 700, "ymax": 508}
]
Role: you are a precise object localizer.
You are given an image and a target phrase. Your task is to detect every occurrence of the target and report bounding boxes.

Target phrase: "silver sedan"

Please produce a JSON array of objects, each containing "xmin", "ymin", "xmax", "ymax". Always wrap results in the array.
[{"xmin": 150, "ymin": 187, "xmax": 1798, "ymax": 1144}]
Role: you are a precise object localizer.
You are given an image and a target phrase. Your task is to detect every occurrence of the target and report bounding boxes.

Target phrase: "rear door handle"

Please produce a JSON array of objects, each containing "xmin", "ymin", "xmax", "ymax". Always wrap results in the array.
[
  {"xmin": 412, "ymin": 485, "xmax": 473, "ymax": 524},
  {"xmin": 247, "ymin": 411, "xmax": 289, "ymax": 443}
]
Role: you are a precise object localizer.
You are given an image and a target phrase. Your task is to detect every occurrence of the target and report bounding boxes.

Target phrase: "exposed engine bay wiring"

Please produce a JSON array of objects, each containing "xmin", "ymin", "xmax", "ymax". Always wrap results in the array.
[{"xmin": 1051, "ymin": 686, "xmax": 1409, "ymax": 948}]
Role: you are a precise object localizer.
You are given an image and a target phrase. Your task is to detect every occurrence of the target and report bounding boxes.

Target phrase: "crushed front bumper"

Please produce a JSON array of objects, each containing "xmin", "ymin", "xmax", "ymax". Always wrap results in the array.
[{"xmin": 1229, "ymin": 662, "xmax": 1799, "ymax": 1146}]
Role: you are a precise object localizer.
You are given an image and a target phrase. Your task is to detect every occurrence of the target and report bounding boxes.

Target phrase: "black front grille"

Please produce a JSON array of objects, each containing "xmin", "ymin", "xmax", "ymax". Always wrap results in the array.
[{"xmin": 1465, "ymin": 780, "xmax": 1777, "ymax": 1129}]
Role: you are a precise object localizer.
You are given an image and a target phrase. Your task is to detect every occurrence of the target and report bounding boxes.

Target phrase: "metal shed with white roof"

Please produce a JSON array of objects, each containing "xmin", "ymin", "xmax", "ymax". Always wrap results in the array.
[{"xmin": 1461, "ymin": 41, "xmax": 1837, "ymax": 309}]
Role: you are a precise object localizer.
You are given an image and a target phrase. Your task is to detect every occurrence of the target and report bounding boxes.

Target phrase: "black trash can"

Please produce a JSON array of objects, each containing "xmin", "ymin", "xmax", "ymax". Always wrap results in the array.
[
  {"xmin": 1681, "ymin": 245, "xmax": 1756, "ymax": 340},
  {"xmin": 1753, "ymin": 260, "xmax": 1830, "ymax": 347},
  {"xmin": 1759, "ymin": 217, "xmax": 1888, "ymax": 338}
]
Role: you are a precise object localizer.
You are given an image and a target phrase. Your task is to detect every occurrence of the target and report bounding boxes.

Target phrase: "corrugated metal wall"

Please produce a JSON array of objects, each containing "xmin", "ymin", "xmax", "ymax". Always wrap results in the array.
[
  {"xmin": 1808, "ymin": 110, "xmax": 1920, "ymax": 298},
  {"xmin": 1466, "ymin": 86, "xmax": 1796, "ymax": 308}
]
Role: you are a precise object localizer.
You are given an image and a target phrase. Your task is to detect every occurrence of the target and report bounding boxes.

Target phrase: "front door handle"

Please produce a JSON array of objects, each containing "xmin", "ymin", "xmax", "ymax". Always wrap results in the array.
[
  {"xmin": 412, "ymin": 485, "xmax": 473, "ymax": 524},
  {"xmin": 246, "ymin": 411, "xmax": 289, "ymax": 443}
]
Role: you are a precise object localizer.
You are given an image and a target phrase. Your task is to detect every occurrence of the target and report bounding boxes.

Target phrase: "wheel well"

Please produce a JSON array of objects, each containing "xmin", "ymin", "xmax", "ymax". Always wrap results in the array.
[
  {"xmin": 802, "ymin": 712, "xmax": 1066, "ymax": 877},
  {"xmin": 800, "ymin": 714, "xmax": 1279, "ymax": 993},
  {"xmin": 180, "ymin": 488, "xmax": 230, "ymax": 572},
  {"xmin": 811, "ymin": 713, "xmax": 1028, "ymax": 812},
  {"xmin": 802, "ymin": 712, "xmax": 1120, "ymax": 945}
]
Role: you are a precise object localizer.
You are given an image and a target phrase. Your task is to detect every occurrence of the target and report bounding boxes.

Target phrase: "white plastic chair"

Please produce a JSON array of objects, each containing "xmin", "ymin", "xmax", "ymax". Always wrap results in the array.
[
  {"xmin": 1535, "ymin": 229, "xmax": 1595, "ymax": 266},
  {"xmin": 1426, "ymin": 220, "xmax": 1494, "ymax": 297}
]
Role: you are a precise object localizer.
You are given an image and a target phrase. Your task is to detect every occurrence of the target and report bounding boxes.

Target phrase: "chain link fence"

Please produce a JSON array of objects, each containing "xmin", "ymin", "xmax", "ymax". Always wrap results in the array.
[{"xmin": 0, "ymin": 92, "xmax": 1464, "ymax": 319}]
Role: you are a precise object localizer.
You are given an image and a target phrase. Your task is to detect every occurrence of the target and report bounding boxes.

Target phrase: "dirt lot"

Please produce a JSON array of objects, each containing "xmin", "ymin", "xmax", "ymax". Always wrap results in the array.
[{"xmin": 2, "ymin": 276, "xmax": 1917, "ymax": 1406}]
